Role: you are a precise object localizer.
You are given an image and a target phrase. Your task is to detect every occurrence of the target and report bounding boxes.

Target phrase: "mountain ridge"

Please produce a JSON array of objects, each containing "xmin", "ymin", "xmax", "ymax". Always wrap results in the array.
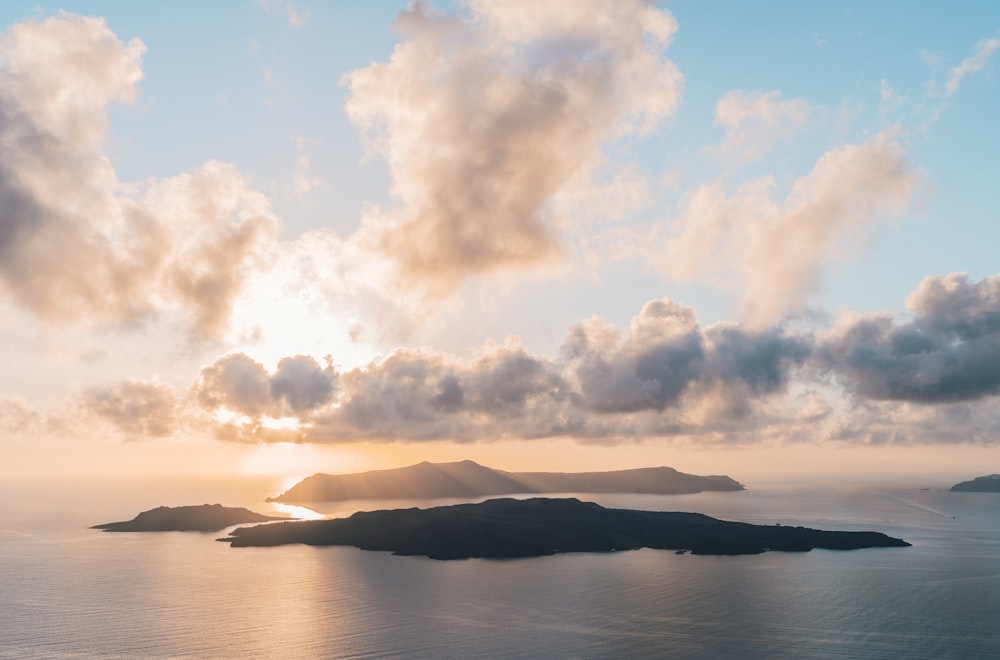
[{"xmin": 268, "ymin": 460, "xmax": 744, "ymax": 502}]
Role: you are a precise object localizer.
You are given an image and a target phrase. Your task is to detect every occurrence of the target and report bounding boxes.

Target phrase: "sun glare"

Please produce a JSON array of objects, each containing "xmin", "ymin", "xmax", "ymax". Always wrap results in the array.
[
  {"xmin": 213, "ymin": 406, "xmax": 253, "ymax": 427},
  {"xmin": 270, "ymin": 502, "xmax": 326, "ymax": 520},
  {"xmin": 260, "ymin": 416, "xmax": 302, "ymax": 431},
  {"xmin": 228, "ymin": 262, "xmax": 379, "ymax": 373}
]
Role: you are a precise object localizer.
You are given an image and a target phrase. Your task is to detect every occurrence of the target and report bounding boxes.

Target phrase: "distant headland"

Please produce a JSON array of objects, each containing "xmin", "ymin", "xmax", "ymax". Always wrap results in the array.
[
  {"xmin": 221, "ymin": 497, "xmax": 910, "ymax": 559},
  {"xmin": 92, "ymin": 504, "xmax": 289, "ymax": 532},
  {"xmin": 949, "ymin": 474, "xmax": 1000, "ymax": 492},
  {"xmin": 268, "ymin": 460, "xmax": 744, "ymax": 502}
]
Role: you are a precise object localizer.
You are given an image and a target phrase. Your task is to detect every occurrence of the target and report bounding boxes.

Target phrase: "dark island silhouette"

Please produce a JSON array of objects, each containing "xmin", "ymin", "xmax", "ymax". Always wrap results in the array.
[
  {"xmin": 268, "ymin": 460, "xmax": 744, "ymax": 502},
  {"xmin": 949, "ymin": 474, "xmax": 1000, "ymax": 492},
  {"xmin": 221, "ymin": 497, "xmax": 910, "ymax": 559},
  {"xmin": 92, "ymin": 504, "xmax": 289, "ymax": 532}
]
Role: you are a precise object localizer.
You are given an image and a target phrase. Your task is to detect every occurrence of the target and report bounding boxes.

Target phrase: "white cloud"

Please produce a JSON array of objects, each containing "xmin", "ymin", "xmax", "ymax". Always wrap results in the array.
[
  {"xmin": 0, "ymin": 14, "xmax": 278, "ymax": 340},
  {"xmin": 712, "ymin": 90, "xmax": 812, "ymax": 160},
  {"xmin": 343, "ymin": 0, "xmax": 683, "ymax": 298},
  {"xmin": 946, "ymin": 37, "xmax": 1000, "ymax": 95},
  {"xmin": 659, "ymin": 133, "xmax": 917, "ymax": 327}
]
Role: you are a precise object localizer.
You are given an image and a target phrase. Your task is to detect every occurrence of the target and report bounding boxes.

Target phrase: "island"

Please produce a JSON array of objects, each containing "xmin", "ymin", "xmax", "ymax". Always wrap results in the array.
[
  {"xmin": 949, "ymin": 474, "xmax": 1000, "ymax": 492},
  {"xmin": 268, "ymin": 460, "xmax": 744, "ymax": 502},
  {"xmin": 92, "ymin": 504, "xmax": 289, "ymax": 532},
  {"xmin": 220, "ymin": 497, "xmax": 910, "ymax": 559}
]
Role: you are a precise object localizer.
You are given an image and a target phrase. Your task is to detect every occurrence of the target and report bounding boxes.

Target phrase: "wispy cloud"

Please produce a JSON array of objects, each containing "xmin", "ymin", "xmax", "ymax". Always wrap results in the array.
[
  {"xmin": 711, "ymin": 90, "xmax": 812, "ymax": 161},
  {"xmin": 659, "ymin": 133, "xmax": 917, "ymax": 327},
  {"xmin": 254, "ymin": 0, "xmax": 307, "ymax": 29},
  {"xmin": 946, "ymin": 37, "xmax": 1000, "ymax": 95}
]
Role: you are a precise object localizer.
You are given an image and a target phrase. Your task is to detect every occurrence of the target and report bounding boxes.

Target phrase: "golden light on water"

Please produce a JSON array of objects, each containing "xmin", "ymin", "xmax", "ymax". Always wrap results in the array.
[{"xmin": 271, "ymin": 502, "xmax": 326, "ymax": 520}]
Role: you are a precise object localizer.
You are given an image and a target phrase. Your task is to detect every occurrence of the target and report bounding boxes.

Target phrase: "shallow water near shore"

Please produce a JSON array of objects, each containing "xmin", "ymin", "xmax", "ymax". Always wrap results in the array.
[{"xmin": 1, "ymin": 476, "xmax": 998, "ymax": 658}]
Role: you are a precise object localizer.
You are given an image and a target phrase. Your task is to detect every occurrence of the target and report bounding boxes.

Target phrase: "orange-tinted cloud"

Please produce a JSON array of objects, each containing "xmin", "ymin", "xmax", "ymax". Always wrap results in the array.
[
  {"xmin": 0, "ymin": 14, "xmax": 277, "ymax": 340},
  {"xmin": 345, "ymin": 0, "xmax": 683, "ymax": 296},
  {"xmin": 660, "ymin": 133, "xmax": 917, "ymax": 327}
]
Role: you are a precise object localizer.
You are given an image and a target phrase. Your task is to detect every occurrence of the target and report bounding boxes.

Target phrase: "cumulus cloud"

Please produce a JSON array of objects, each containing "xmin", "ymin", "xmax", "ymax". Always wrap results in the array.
[
  {"xmin": 946, "ymin": 37, "xmax": 1000, "ymax": 95},
  {"xmin": 344, "ymin": 0, "xmax": 682, "ymax": 296},
  {"xmin": 81, "ymin": 380, "xmax": 178, "ymax": 438},
  {"xmin": 88, "ymin": 271, "xmax": 1000, "ymax": 446},
  {"xmin": 0, "ymin": 13, "xmax": 277, "ymax": 339},
  {"xmin": 819, "ymin": 273, "xmax": 1000, "ymax": 403},
  {"xmin": 190, "ymin": 298, "xmax": 807, "ymax": 444},
  {"xmin": 311, "ymin": 339, "xmax": 569, "ymax": 442},
  {"xmin": 660, "ymin": 133, "xmax": 917, "ymax": 327},
  {"xmin": 194, "ymin": 352, "xmax": 337, "ymax": 422},
  {"xmin": 271, "ymin": 355, "xmax": 337, "ymax": 412},
  {"xmin": 712, "ymin": 90, "xmax": 812, "ymax": 160}
]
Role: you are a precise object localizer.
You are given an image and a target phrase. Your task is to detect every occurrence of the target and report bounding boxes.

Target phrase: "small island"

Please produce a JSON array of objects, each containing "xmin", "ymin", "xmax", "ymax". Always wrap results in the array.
[
  {"xmin": 220, "ymin": 497, "xmax": 910, "ymax": 559},
  {"xmin": 92, "ymin": 504, "xmax": 289, "ymax": 532},
  {"xmin": 269, "ymin": 460, "xmax": 744, "ymax": 502},
  {"xmin": 949, "ymin": 474, "xmax": 1000, "ymax": 492}
]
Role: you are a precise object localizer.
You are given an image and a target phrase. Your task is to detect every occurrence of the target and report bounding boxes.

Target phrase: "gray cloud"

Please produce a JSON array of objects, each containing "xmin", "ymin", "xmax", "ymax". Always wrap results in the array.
[
  {"xmin": 191, "ymin": 298, "xmax": 806, "ymax": 443},
  {"xmin": 81, "ymin": 380, "xmax": 178, "ymax": 438},
  {"xmin": 271, "ymin": 355, "xmax": 337, "ymax": 413},
  {"xmin": 564, "ymin": 300, "xmax": 705, "ymax": 414},
  {"xmin": 0, "ymin": 395, "xmax": 42, "ymax": 435},
  {"xmin": 819, "ymin": 273, "xmax": 1000, "ymax": 403},
  {"xmin": 116, "ymin": 273, "xmax": 1000, "ymax": 447},
  {"xmin": 195, "ymin": 352, "xmax": 338, "ymax": 422}
]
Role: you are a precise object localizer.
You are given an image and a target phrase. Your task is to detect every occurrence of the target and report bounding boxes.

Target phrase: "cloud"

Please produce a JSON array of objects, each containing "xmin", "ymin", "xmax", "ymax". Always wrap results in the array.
[
  {"xmin": 80, "ymin": 380, "xmax": 178, "ymax": 438},
  {"xmin": 190, "ymin": 297, "xmax": 807, "ymax": 444},
  {"xmin": 88, "ymin": 271, "xmax": 1000, "ymax": 447},
  {"xmin": 0, "ymin": 14, "xmax": 278, "ymax": 340},
  {"xmin": 819, "ymin": 273, "xmax": 1000, "ymax": 403},
  {"xmin": 946, "ymin": 37, "xmax": 1000, "ymax": 95},
  {"xmin": 288, "ymin": 135, "xmax": 324, "ymax": 195},
  {"xmin": 0, "ymin": 395, "xmax": 42, "ymax": 435},
  {"xmin": 255, "ymin": 0, "xmax": 307, "ymax": 28},
  {"xmin": 712, "ymin": 90, "xmax": 812, "ymax": 160},
  {"xmin": 194, "ymin": 352, "xmax": 337, "ymax": 422},
  {"xmin": 563, "ymin": 300, "xmax": 705, "ymax": 414},
  {"xmin": 660, "ymin": 133, "xmax": 917, "ymax": 327},
  {"xmin": 344, "ymin": 0, "xmax": 682, "ymax": 296},
  {"xmin": 312, "ymin": 339, "xmax": 569, "ymax": 442},
  {"xmin": 271, "ymin": 355, "xmax": 338, "ymax": 413},
  {"xmin": 878, "ymin": 79, "xmax": 906, "ymax": 124}
]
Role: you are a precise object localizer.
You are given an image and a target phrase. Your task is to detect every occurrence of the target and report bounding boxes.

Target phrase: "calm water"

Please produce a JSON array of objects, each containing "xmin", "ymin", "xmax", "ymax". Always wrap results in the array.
[{"xmin": 1, "ymin": 476, "xmax": 998, "ymax": 658}]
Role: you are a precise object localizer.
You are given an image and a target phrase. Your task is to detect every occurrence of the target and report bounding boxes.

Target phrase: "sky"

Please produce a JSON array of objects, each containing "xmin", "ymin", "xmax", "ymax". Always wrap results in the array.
[{"xmin": 0, "ymin": 0, "xmax": 998, "ymax": 484}]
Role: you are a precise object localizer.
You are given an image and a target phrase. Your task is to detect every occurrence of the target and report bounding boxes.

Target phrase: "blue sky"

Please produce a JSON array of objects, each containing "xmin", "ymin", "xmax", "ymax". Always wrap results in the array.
[{"xmin": 0, "ymin": 1, "xmax": 998, "ymax": 480}]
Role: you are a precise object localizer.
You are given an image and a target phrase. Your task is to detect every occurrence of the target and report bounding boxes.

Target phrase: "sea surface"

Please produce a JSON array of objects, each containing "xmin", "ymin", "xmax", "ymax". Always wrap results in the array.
[{"xmin": 1, "ymin": 476, "xmax": 998, "ymax": 659}]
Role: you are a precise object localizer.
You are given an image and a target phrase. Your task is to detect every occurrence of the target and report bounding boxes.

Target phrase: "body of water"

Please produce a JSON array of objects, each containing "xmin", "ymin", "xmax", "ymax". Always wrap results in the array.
[{"xmin": 1, "ymin": 476, "xmax": 998, "ymax": 658}]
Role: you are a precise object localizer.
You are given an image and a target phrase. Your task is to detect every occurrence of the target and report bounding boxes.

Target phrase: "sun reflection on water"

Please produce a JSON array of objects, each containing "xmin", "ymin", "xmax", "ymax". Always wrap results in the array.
[{"xmin": 271, "ymin": 502, "xmax": 326, "ymax": 520}]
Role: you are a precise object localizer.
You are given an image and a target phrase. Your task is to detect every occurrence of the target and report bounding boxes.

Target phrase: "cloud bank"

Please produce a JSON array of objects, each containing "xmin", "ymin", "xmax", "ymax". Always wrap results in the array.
[{"xmin": 69, "ymin": 271, "xmax": 980, "ymax": 447}]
